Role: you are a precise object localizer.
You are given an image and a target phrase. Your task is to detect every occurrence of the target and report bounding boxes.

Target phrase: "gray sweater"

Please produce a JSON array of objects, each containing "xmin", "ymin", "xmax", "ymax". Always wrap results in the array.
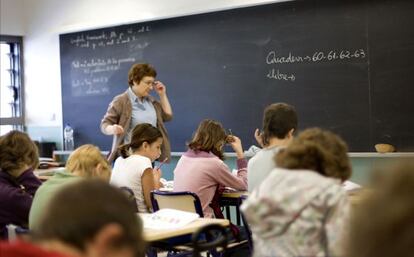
[{"xmin": 100, "ymin": 90, "xmax": 172, "ymax": 163}]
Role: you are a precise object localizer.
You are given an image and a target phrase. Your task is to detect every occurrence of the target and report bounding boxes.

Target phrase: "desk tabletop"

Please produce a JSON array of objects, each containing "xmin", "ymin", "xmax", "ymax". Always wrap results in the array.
[
  {"xmin": 159, "ymin": 188, "xmax": 249, "ymax": 198},
  {"xmin": 348, "ymin": 189, "xmax": 373, "ymax": 206},
  {"xmin": 221, "ymin": 190, "xmax": 248, "ymax": 198},
  {"xmin": 34, "ymin": 167, "xmax": 64, "ymax": 175},
  {"xmin": 220, "ymin": 189, "xmax": 368, "ymax": 203},
  {"xmin": 142, "ymin": 217, "xmax": 229, "ymax": 242},
  {"xmin": 34, "ymin": 167, "xmax": 65, "ymax": 181}
]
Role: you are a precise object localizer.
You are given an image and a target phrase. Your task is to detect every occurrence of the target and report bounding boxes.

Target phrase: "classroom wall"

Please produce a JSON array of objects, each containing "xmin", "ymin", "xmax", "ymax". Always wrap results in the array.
[
  {"xmin": 0, "ymin": 0, "xmax": 25, "ymax": 35},
  {"xmin": 0, "ymin": 0, "xmax": 284, "ymax": 147}
]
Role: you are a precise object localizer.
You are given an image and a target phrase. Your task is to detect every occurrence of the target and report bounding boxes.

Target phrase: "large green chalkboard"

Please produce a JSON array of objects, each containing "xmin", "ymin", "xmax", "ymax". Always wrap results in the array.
[{"xmin": 60, "ymin": 0, "xmax": 414, "ymax": 152}]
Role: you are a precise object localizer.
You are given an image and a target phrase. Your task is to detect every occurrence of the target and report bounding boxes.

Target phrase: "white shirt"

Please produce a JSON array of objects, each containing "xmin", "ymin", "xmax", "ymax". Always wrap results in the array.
[
  {"xmin": 247, "ymin": 146, "xmax": 283, "ymax": 192},
  {"xmin": 110, "ymin": 154, "xmax": 152, "ymax": 213}
]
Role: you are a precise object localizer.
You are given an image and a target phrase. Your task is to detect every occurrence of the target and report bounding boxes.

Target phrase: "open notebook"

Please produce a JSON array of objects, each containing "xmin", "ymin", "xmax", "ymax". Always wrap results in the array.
[
  {"xmin": 34, "ymin": 167, "xmax": 65, "ymax": 176},
  {"xmin": 140, "ymin": 209, "xmax": 199, "ymax": 230},
  {"xmin": 342, "ymin": 180, "xmax": 362, "ymax": 192}
]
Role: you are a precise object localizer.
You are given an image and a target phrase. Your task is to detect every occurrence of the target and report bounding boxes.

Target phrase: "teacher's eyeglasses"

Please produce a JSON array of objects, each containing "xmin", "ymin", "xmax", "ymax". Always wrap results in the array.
[{"xmin": 142, "ymin": 80, "xmax": 155, "ymax": 87}]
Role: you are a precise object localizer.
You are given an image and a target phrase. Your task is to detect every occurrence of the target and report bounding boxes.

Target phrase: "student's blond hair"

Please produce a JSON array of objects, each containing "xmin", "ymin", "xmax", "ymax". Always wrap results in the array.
[{"xmin": 66, "ymin": 144, "xmax": 111, "ymax": 180}]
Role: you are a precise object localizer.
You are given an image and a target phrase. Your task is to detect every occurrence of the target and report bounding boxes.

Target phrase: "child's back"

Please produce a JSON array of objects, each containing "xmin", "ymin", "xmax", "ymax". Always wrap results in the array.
[
  {"xmin": 111, "ymin": 154, "xmax": 152, "ymax": 213},
  {"xmin": 242, "ymin": 128, "xmax": 352, "ymax": 257},
  {"xmin": 242, "ymin": 167, "xmax": 348, "ymax": 257}
]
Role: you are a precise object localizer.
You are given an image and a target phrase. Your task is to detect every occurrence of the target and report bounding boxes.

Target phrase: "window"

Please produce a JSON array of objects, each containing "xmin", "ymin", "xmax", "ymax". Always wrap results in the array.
[{"xmin": 0, "ymin": 35, "xmax": 24, "ymax": 135}]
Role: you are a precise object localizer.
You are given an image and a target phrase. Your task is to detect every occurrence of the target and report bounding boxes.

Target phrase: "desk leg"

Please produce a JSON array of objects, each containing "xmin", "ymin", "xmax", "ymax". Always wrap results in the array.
[
  {"xmin": 225, "ymin": 206, "xmax": 231, "ymax": 220},
  {"xmin": 236, "ymin": 206, "xmax": 241, "ymax": 226},
  {"xmin": 147, "ymin": 247, "xmax": 157, "ymax": 257}
]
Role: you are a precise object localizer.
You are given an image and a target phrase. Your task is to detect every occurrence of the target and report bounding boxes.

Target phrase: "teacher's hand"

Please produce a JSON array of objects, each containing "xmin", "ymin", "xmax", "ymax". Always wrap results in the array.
[
  {"xmin": 154, "ymin": 81, "xmax": 167, "ymax": 96},
  {"xmin": 109, "ymin": 124, "xmax": 124, "ymax": 135}
]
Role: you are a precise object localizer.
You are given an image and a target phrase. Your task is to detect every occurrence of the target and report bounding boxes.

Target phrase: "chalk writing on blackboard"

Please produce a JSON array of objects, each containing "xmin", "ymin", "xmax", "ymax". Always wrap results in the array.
[
  {"xmin": 71, "ymin": 76, "xmax": 110, "ymax": 96},
  {"xmin": 69, "ymin": 25, "xmax": 151, "ymax": 49},
  {"xmin": 70, "ymin": 57, "xmax": 136, "ymax": 96},
  {"xmin": 72, "ymin": 57, "xmax": 136, "ymax": 74},
  {"xmin": 266, "ymin": 69, "xmax": 296, "ymax": 82},
  {"xmin": 266, "ymin": 49, "xmax": 367, "ymax": 64},
  {"xmin": 265, "ymin": 48, "xmax": 367, "ymax": 82}
]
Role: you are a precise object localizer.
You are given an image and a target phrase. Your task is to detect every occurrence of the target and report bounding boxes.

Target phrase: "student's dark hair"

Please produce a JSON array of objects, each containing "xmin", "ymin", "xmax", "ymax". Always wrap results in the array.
[
  {"xmin": 128, "ymin": 63, "xmax": 157, "ymax": 86},
  {"xmin": 118, "ymin": 123, "xmax": 163, "ymax": 158},
  {"xmin": 276, "ymin": 127, "xmax": 351, "ymax": 181},
  {"xmin": 347, "ymin": 160, "xmax": 414, "ymax": 257},
  {"xmin": 261, "ymin": 103, "xmax": 298, "ymax": 146},
  {"xmin": 32, "ymin": 179, "xmax": 145, "ymax": 257},
  {"xmin": 188, "ymin": 119, "xmax": 227, "ymax": 160},
  {"xmin": 0, "ymin": 130, "xmax": 39, "ymax": 174}
]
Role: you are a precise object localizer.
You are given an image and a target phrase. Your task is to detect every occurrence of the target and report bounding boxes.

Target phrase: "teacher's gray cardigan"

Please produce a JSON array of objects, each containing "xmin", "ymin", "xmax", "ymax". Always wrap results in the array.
[{"xmin": 100, "ymin": 90, "xmax": 172, "ymax": 163}]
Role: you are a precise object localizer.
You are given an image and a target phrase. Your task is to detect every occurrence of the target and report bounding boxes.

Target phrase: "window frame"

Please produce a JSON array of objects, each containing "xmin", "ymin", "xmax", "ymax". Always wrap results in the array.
[{"xmin": 0, "ymin": 35, "xmax": 25, "ymax": 130}]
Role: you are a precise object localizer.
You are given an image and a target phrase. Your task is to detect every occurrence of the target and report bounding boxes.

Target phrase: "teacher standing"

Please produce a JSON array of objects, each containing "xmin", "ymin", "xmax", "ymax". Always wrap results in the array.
[{"xmin": 101, "ymin": 63, "xmax": 173, "ymax": 163}]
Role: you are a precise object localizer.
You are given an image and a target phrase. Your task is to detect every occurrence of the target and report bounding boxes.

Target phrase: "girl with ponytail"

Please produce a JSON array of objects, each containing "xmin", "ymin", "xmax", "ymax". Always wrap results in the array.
[{"xmin": 110, "ymin": 123, "xmax": 163, "ymax": 213}]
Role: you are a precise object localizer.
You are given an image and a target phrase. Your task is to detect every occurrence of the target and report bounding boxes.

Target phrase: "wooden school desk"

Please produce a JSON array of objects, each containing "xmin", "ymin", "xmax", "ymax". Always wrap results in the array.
[
  {"xmin": 220, "ymin": 190, "xmax": 248, "ymax": 226},
  {"xmin": 141, "ymin": 215, "xmax": 230, "ymax": 242},
  {"xmin": 34, "ymin": 167, "xmax": 65, "ymax": 181},
  {"xmin": 158, "ymin": 187, "xmax": 248, "ymax": 225},
  {"xmin": 218, "ymin": 187, "xmax": 368, "ymax": 225}
]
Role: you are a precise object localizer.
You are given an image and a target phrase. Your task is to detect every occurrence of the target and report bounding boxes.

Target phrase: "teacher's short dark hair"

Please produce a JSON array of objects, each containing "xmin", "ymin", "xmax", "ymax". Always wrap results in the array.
[{"xmin": 128, "ymin": 63, "xmax": 157, "ymax": 86}]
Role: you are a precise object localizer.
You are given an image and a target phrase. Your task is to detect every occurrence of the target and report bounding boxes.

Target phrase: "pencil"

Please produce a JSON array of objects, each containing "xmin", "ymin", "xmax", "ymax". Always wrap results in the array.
[{"xmin": 155, "ymin": 158, "xmax": 168, "ymax": 170}]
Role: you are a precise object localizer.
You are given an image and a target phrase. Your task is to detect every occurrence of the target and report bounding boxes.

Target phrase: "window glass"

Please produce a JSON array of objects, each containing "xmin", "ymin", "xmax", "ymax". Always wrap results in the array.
[
  {"xmin": 1, "ymin": 43, "xmax": 13, "ymax": 117},
  {"xmin": 0, "ymin": 36, "xmax": 24, "ymax": 129}
]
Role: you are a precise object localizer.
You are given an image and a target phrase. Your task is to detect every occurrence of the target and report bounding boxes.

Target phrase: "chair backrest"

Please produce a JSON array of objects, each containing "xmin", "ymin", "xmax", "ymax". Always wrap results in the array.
[
  {"xmin": 119, "ymin": 187, "xmax": 138, "ymax": 213},
  {"xmin": 192, "ymin": 224, "xmax": 228, "ymax": 257},
  {"xmin": 240, "ymin": 195, "xmax": 253, "ymax": 252},
  {"xmin": 6, "ymin": 224, "xmax": 29, "ymax": 241},
  {"xmin": 150, "ymin": 190, "xmax": 204, "ymax": 217}
]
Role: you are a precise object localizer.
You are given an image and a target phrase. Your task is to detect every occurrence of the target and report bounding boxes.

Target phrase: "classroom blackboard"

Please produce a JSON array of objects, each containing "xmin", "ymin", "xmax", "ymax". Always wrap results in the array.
[{"xmin": 60, "ymin": 0, "xmax": 414, "ymax": 152}]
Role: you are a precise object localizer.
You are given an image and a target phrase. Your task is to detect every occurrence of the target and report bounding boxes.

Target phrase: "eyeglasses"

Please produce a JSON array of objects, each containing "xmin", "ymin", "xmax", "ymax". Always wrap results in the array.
[{"xmin": 142, "ymin": 80, "xmax": 155, "ymax": 86}]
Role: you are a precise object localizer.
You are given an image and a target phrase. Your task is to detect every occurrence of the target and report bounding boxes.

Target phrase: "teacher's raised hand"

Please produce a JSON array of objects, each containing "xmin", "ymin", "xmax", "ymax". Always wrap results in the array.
[{"xmin": 154, "ymin": 81, "xmax": 167, "ymax": 96}]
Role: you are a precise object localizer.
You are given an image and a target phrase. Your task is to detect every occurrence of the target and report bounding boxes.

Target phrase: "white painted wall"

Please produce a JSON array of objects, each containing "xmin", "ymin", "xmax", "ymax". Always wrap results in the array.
[
  {"xmin": 0, "ymin": 0, "xmax": 25, "ymax": 35},
  {"xmin": 1, "ymin": 0, "xmax": 285, "ymax": 128}
]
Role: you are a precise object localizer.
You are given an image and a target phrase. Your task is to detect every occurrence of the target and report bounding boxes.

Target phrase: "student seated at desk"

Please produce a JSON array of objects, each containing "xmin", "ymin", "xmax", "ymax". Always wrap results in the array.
[
  {"xmin": 242, "ymin": 128, "xmax": 351, "ymax": 257},
  {"xmin": 110, "ymin": 123, "xmax": 163, "ymax": 213},
  {"xmin": 248, "ymin": 102, "xmax": 298, "ymax": 192},
  {"xmin": 0, "ymin": 131, "xmax": 42, "ymax": 239},
  {"xmin": 29, "ymin": 144, "xmax": 111, "ymax": 229},
  {"xmin": 0, "ymin": 179, "xmax": 145, "ymax": 257},
  {"xmin": 173, "ymin": 119, "xmax": 248, "ymax": 218}
]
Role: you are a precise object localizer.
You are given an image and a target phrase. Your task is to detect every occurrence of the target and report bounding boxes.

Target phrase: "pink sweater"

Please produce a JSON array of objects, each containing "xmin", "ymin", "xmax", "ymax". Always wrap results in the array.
[{"xmin": 173, "ymin": 150, "xmax": 248, "ymax": 217}]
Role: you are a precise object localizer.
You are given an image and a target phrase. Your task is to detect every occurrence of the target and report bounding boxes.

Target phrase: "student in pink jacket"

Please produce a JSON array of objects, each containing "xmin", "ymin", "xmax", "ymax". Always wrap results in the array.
[{"xmin": 173, "ymin": 119, "xmax": 248, "ymax": 218}]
